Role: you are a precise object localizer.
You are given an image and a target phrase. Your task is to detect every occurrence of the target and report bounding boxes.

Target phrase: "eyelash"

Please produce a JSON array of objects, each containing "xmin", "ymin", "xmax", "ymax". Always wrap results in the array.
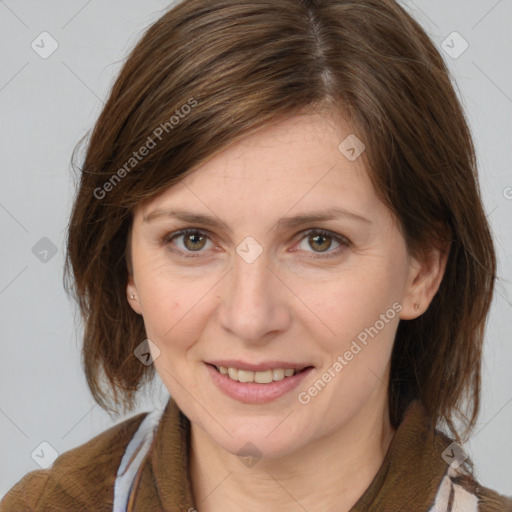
[{"xmin": 161, "ymin": 228, "xmax": 350, "ymax": 260}]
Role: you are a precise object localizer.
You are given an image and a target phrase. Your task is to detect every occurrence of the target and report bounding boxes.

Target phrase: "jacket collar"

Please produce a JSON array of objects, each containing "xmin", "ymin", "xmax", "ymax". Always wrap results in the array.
[{"xmin": 142, "ymin": 398, "xmax": 450, "ymax": 511}]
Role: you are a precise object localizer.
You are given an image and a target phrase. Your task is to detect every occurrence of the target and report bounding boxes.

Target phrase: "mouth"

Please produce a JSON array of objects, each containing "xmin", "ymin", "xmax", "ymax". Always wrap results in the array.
[
  {"xmin": 208, "ymin": 363, "xmax": 312, "ymax": 384},
  {"xmin": 205, "ymin": 362, "xmax": 315, "ymax": 404}
]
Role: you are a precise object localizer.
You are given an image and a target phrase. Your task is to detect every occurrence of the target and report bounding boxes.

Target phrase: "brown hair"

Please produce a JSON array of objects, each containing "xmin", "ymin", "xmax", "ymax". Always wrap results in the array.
[{"xmin": 64, "ymin": 0, "xmax": 496, "ymax": 444}]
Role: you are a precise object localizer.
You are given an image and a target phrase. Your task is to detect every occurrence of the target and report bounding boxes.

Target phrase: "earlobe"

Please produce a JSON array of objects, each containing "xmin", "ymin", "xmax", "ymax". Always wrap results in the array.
[{"xmin": 126, "ymin": 275, "xmax": 143, "ymax": 315}]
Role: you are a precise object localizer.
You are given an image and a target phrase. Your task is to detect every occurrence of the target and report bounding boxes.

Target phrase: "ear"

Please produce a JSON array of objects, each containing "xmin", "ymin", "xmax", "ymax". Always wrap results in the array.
[
  {"xmin": 126, "ymin": 273, "xmax": 143, "ymax": 315},
  {"xmin": 125, "ymin": 222, "xmax": 142, "ymax": 315},
  {"xmin": 400, "ymin": 240, "xmax": 450, "ymax": 320}
]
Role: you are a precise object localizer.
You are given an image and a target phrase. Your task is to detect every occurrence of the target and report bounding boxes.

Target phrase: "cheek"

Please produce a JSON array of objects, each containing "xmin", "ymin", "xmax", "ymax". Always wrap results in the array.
[
  {"xmin": 288, "ymin": 267, "xmax": 402, "ymax": 403},
  {"xmin": 294, "ymin": 265, "xmax": 402, "ymax": 338},
  {"xmin": 136, "ymin": 263, "xmax": 217, "ymax": 354}
]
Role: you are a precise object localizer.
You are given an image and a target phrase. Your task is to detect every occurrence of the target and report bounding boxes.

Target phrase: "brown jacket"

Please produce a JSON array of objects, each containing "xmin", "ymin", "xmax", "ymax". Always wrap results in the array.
[{"xmin": 1, "ymin": 398, "xmax": 511, "ymax": 511}]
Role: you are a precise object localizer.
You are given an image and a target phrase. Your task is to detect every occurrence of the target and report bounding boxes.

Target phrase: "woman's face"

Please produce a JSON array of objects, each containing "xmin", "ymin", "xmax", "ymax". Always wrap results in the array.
[{"xmin": 127, "ymin": 112, "xmax": 439, "ymax": 459}]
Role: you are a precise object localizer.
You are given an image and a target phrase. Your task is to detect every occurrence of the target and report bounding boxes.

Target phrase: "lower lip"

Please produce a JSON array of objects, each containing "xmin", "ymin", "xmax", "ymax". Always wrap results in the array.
[{"xmin": 206, "ymin": 364, "xmax": 314, "ymax": 404}]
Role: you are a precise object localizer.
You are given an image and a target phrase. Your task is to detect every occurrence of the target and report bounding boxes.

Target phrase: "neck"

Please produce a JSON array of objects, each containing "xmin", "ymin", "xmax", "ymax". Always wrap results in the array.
[{"xmin": 188, "ymin": 394, "xmax": 395, "ymax": 512}]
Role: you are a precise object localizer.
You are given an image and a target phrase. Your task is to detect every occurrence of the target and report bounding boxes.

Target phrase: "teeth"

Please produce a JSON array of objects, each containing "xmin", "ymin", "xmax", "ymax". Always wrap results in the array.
[
  {"xmin": 272, "ymin": 368, "xmax": 285, "ymax": 381},
  {"xmin": 255, "ymin": 370, "xmax": 273, "ymax": 383},
  {"xmin": 238, "ymin": 369, "xmax": 254, "ymax": 383},
  {"xmin": 217, "ymin": 366, "xmax": 302, "ymax": 383}
]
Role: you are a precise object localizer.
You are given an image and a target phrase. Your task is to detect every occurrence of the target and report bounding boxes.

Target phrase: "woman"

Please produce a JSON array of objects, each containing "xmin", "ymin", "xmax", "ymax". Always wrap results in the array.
[{"xmin": 2, "ymin": 0, "xmax": 510, "ymax": 510}]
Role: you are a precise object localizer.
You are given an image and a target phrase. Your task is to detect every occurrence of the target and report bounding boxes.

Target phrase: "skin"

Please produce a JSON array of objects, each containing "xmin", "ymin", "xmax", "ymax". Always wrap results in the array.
[{"xmin": 127, "ymin": 112, "xmax": 448, "ymax": 512}]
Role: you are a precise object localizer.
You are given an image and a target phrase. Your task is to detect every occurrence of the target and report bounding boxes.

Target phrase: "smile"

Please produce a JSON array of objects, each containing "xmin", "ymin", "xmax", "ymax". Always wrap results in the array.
[
  {"xmin": 205, "ymin": 363, "xmax": 314, "ymax": 404},
  {"xmin": 214, "ymin": 365, "xmax": 304, "ymax": 383}
]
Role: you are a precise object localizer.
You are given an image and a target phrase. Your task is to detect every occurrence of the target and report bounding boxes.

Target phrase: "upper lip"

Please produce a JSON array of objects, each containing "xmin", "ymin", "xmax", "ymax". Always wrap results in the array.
[{"xmin": 206, "ymin": 360, "xmax": 313, "ymax": 372}]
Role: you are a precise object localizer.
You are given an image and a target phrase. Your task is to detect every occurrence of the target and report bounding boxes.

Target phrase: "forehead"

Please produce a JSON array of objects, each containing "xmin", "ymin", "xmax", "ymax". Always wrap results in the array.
[
  {"xmin": 189, "ymin": 113, "xmax": 364, "ymax": 181},
  {"xmin": 137, "ymin": 113, "xmax": 381, "ymax": 223}
]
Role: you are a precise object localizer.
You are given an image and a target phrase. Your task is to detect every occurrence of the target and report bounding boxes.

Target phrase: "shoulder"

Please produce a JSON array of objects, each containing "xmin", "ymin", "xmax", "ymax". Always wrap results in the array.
[
  {"xmin": 433, "ymin": 460, "xmax": 512, "ymax": 512},
  {"xmin": 420, "ymin": 410, "xmax": 512, "ymax": 512},
  {"xmin": 477, "ymin": 484, "xmax": 512, "ymax": 512},
  {"xmin": 0, "ymin": 411, "xmax": 148, "ymax": 512}
]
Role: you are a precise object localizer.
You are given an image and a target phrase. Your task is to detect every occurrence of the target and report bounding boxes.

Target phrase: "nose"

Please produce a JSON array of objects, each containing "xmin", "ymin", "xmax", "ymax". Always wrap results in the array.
[{"xmin": 217, "ymin": 248, "xmax": 291, "ymax": 343}]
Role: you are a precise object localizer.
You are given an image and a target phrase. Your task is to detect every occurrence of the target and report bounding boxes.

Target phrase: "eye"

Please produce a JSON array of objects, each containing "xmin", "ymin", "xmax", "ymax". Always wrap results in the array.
[
  {"xmin": 164, "ymin": 229, "xmax": 213, "ymax": 257},
  {"xmin": 295, "ymin": 229, "xmax": 349, "ymax": 259}
]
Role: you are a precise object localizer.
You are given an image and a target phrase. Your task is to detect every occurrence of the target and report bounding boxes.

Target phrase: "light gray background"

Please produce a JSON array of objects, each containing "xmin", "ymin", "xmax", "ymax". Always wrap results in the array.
[{"xmin": 1, "ymin": 0, "xmax": 511, "ymax": 500}]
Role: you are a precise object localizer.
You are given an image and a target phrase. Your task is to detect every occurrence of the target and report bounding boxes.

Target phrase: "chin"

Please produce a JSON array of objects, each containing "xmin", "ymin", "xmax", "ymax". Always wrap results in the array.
[{"xmin": 201, "ymin": 413, "xmax": 310, "ymax": 461}]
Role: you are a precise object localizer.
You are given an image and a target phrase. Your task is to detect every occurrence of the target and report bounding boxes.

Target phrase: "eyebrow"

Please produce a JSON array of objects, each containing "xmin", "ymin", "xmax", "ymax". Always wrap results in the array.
[{"xmin": 143, "ymin": 207, "xmax": 372, "ymax": 232}]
